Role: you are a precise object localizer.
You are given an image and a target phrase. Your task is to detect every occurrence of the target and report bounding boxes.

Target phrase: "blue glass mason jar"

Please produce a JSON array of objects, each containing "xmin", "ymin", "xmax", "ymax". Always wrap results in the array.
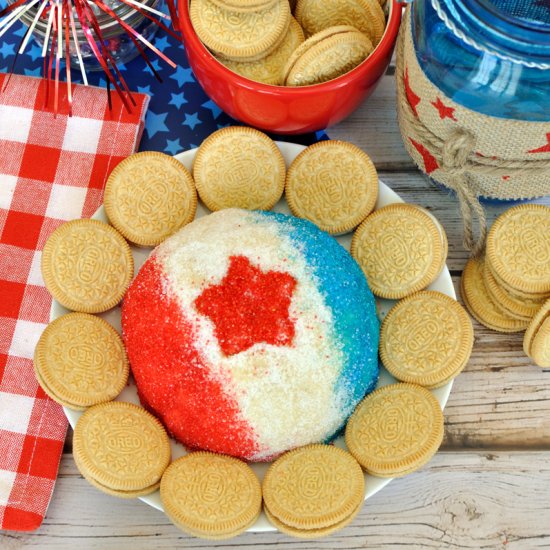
[
  {"xmin": 412, "ymin": 0, "xmax": 550, "ymax": 121},
  {"xmin": 397, "ymin": 0, "xmax": 549, "ymax": 254}
]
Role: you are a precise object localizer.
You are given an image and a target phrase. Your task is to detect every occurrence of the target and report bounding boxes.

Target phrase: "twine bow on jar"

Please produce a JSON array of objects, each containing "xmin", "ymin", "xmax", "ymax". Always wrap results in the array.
[{"xmin": 440, "ymin": 129, "xmax": 487, "ymax": 259}]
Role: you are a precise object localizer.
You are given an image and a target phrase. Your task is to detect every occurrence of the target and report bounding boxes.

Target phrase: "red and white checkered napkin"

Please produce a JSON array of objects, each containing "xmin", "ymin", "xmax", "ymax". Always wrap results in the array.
[{"xmin": 0, "ymin": 73, "xmax": 149, "ymax": 531}]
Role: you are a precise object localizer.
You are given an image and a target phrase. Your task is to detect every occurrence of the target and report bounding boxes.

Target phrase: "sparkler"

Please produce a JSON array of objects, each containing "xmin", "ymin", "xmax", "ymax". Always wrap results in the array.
[{"xmin": 0, "ymin": 0, "xmax": 181, "ymax": 114}]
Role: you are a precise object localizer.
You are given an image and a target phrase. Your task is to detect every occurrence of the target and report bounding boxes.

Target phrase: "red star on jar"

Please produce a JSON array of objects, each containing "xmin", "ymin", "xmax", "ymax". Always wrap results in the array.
[
  {"xmin": 431, "ymin": 97, "xmax": 457, "ymax": 121},
  {"xmin": 195, "ymin": 255, "xmax": 297, "ymax": 356},
  {"xmin": 409, "ymin": 138, "xmax": 439, "ymax": 174},
  {"xmin": 528, "ymin": 133, "xmax": 550, "ymax": 154},
  {"xmin": 404, "ymin": 67, "xmax": 421, "ymax": 117}
]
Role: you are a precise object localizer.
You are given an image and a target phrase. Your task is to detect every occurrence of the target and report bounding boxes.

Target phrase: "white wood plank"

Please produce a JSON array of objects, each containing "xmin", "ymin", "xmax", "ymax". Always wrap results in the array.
[
  {"xmin": 443, "ymin": 314, "xmax": 550, "ymax": 448},
  {"xmin": 6, "ymin": 452, "xmax": 550, "ymax": 549},
  {"xmin": 327, "ymin": 74, "xmax": 413, "ymax": 170}
]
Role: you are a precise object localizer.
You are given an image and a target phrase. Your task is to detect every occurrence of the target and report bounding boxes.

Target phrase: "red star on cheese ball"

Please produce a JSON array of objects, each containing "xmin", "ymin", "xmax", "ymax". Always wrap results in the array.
[{"xmin": 195, "ymin": 255, "xmax": 297, "ymax": 356}]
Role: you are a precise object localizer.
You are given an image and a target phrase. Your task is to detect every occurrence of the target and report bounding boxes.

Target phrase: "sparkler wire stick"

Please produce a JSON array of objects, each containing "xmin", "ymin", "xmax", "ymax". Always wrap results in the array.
[
  {"xmin": 68, "ymin": 2, "xmax": 87, "ymax": 85},
  {"xmin": 0, "ymin": 0, "xmax": 40, "ymax": 38},
  {"xmin": 0, "ymin": 0, "xmax": 182, "ymax": 111},
  {"xmin": 18, "ymin": 0, "xmax": 48, "ymax": 53},
  {"xmin": 42, "ymin": 5, "xmax": 56, "ymax": 57},
  {"xmin": 123, "ymin": 0, "xmax": 168, "ymax": 20}
]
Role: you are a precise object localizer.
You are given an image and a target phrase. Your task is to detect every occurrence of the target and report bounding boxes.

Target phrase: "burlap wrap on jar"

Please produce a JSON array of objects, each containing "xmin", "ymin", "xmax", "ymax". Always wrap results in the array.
[{"xmin": 396, "ymin": 8, "xmax": 550, "ymax": 257}]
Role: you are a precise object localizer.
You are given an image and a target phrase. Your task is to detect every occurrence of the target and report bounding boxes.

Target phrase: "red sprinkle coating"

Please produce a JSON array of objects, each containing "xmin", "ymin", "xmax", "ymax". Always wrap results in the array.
[
  {"xmin": 195, "ymin": 255, "xmax": 297, "ymax": 356},
  {"xmin": 122, "ymin": 257, "xmax": 258, "ymax": 458}
]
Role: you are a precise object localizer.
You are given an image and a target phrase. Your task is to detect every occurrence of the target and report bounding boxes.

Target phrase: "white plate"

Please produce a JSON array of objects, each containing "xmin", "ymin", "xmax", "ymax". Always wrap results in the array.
[{"xmin": 53, "ymin": 142, "xmax": 454, "ymax": 533}]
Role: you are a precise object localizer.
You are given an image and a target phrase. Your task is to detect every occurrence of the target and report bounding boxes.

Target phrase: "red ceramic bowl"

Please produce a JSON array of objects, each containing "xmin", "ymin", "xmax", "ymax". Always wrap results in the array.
[{"xmin": 178, "ymin": 0, "xmax": 402, "ymax": 134}]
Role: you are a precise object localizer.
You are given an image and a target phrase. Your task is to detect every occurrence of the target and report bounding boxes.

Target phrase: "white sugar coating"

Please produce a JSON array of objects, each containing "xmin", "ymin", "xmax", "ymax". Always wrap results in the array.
[{"xmin": 156, "ymin": 209, "xmax": 347, "ymax": 460}]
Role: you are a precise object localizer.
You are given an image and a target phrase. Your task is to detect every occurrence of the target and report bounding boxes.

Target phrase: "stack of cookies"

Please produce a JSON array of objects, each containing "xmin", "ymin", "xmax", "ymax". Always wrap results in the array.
[
  {"xmin": 190, "ymin": 0, "xmax": 386, "ymax": 85},
  {"xmin": 461, "ymin": 204, "xmax": 550, "ymax": 367},
  {"xmin": 524, "ymin": 299, "xmax": 550, "ymax": 368}
]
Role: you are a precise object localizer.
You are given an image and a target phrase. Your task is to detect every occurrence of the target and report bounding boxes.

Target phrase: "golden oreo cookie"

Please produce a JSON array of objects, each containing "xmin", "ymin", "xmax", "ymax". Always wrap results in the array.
[
  {"xmin": 264, "ymin": 500, "xmax": 362, "ymax": 539},
  {"xmin": 160, "ymin": 452, "xmax": 262, "ymax": 540},
  {"xmin": 219, "ymin": 17, "xmax": 305, "ymax": 85},
  {"xmin": 482, "ymin": 264, "xmax": 543, "ymax": 321},
  {"xmin": 263, "ymin": 445, "xmax": 363, "ymax": 537},
  {"xmin": 486, "ymin": 204, "xmax": 550, "ymax": 296},
  {"xmin": 73, "ymin": 402, "xmax": 171, "ymax": 497},
  {"xmin": 193, "ymin": 126, "xmax": 286, "ymax": 211},
  {"xmin": 414, "ymin": 205, "xmax": 448, "ymax": 276},
  {"xmin": 295, "ymin": 0, "xmax": 385, "ymax": 45},
  {"xmin": 461, "ymin": 258, "xmax": 529, "ymax": 333},
  {"xmin": 284, "ymin": 30, "xmax": 373, "ymax": 86},
  {"xmin": 281, "ymin": 25, "xmax": 362, "ymax": 84},
  {"xmin": 529, "ymin": 317, "xmax": 550, "ymax": 368},
  {"xmin": 345, "ymin": 383, "xmax": 444, "ymax": 477},
  {"xmin": 489, "ymin": 266, "xmax": 550, "ymax": 302},
  {"xmin": 351, "ymin": 203, "xmax": 443, "ymax": 299},
  {"xmin": 285, "ymin": 140, "xmax": 378, "ymax": 234},
  {"xmin": 262, "ymin": 444, "xmax": 364, "ymax": 534},
  {"xmin": 73, "ymin": 452, "xmax": 161, "ymax": 499},
  {"xmin": 523, "ymin": 298, "xmax": 550, "ymax": 368},
  {"xmin": 41, "ymin": 219, "xmax": 133, "ymax": 313},
  {"xmin": 104, "ymin": 152, "xmax": 197, "ymax": 247},
  {"xmin": 209, "ymin": 0, "xmax": 277, "ymax": 12},
  {"xmin": 190, "ymin": 0, "xmax": 291, "ymax": 61},
  {"xmin": 380, "ymin": 291, "xmax": 473, "ymax": 389},
  {"xmin": 33, "ymin": 313, "xmax": 129, "ymax": 410}
]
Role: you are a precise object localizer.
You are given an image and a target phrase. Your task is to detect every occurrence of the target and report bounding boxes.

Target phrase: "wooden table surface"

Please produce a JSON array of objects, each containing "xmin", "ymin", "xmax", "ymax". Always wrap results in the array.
[{"xmin": 6, "ymin": 64, "xmax": 550, "ymax": 549}]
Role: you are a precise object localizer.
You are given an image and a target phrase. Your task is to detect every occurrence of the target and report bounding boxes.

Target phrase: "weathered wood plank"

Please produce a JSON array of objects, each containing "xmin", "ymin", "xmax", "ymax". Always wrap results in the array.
[
  {"xmin": 328, "ymin": 74, "xmax": 413, "ymax": 170},
  {"xmin": 443, "ymin": 307, "xmax": 550, "ymax": 448},
  {"xmin": 7, "ymin": 452, "xmax": 550, "ymax": 549}
]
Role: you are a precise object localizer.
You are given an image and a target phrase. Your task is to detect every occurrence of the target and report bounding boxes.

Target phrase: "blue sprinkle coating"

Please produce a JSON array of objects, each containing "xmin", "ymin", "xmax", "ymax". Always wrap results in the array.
[{"xmin": 256, "ymin": 211, "xmax": 380, "ymax": 430}]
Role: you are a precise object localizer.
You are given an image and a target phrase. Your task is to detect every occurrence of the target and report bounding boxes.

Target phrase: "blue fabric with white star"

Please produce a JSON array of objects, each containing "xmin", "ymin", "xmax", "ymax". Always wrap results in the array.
[{"xmin": 0, "ymin": 1, "xmax": 326, "ymax": 153}]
